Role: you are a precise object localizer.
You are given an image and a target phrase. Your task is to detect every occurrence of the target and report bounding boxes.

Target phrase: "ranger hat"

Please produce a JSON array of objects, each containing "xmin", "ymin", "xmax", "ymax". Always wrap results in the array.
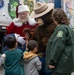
[{"xmin": 30, "ymin": 2, "xmax": 54, "ymax": 18}]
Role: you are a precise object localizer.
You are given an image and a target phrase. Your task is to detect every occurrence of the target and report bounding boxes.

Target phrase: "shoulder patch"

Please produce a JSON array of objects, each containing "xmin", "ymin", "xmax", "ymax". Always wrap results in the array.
[{"xmin": 57, "ymin": 31, "xmax": 63, "ymax": 37}]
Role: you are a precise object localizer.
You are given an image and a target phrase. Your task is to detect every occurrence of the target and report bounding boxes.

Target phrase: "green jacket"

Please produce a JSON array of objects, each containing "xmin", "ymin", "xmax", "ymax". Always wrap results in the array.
[
  {"xmin": 4, "ymin": 48, "xmax": 24, "ymax": 75},
  {"xmin": 46, "ymin": 25, "xmax": 74, "ymax": 73}
]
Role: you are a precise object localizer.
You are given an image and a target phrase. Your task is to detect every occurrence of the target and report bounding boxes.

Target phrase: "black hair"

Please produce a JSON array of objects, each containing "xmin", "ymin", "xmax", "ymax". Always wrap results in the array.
[
  {"xmin": 27, "ymin": 40, "xmax": 38, "ymax": 51},
  {"xmin": 23, "ymin": 28, "xmax": 32, "ymax": 38},
  {"xmin": 5, "ymin": 36, "xmax": 17, "ymax": 49}
]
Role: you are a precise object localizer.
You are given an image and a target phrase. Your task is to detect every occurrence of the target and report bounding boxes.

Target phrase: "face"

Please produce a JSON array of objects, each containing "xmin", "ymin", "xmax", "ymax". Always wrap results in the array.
[
  {"xmin": 18, "ymin": 11, "xmax": 29, "ymax": 22},
  {"xmin": 25, "ymin": 32, "xmax": 30, "ymax": 40},
  {"xmin": 35, "ymin": 18, "xmax": 44, "ymax": 26},
  {"xmin": 18, "ymin": 11, "xmax": 29, "ymax": 19},
  {"xmin": 53, "ymin": 19, "xmax": 58, "ymax": 25},
  {"xmin": 52, "ymin": 17, "xmax": 58, "ymax": 25}
]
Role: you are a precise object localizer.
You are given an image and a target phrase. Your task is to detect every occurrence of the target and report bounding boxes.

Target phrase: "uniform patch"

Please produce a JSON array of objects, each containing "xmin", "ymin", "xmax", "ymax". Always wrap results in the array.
[{"xmin": 57, "ymin": 31, "xmax": 63, "ymax": 37}]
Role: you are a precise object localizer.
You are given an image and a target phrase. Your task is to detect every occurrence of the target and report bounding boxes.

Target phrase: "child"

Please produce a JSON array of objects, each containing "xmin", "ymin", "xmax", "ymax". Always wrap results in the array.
[
  {"xmin": 23, "ymin": 28, "xmax": 32, "ymax": 41},
  {"xmin": 2, "ymin": 33, "xmax": 26, "ymax": 53},
  {"xmin": 0, "ymin": 36, "xmax": 24, "ymax": 75},
  {"xmin": 23, "ymin": 28, "xmax": 31, "ymax": 50},
  {"xmin": 23, "ymin": 40, "xmax": 42, "ymax": 75}
]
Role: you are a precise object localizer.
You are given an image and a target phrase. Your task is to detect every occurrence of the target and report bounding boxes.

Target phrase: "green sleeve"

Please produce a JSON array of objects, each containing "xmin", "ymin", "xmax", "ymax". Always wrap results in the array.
[{"xmin": 49, "ymin": 29, "xmax": 66, "ymax": 66}]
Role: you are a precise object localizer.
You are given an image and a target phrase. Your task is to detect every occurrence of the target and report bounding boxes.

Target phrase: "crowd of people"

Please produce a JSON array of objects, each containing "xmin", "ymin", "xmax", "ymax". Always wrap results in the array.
[{"xmin": 0, "ymin": 1, "xmax": 74, "ymax": 75}]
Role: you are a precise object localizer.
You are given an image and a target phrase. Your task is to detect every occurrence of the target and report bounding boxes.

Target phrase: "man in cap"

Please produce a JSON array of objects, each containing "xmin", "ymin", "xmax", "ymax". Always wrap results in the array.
[
  {"xmin": 6, "ymin": 4, "xmax": 37, "ymax": 38},
  {"xmin": 31, "ymin": 2, "xmax": 56, "ymax": 75}
]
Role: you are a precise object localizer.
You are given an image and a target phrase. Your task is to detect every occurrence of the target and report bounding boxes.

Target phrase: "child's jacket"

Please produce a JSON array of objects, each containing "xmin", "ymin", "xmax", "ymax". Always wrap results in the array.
[
  {"xmin": 0, "ymin": 48, "xmax": 24, "ymax": 75},
  {"xmin": 23, "ymin": 51, "xmax": 42, "ymax": 75}
]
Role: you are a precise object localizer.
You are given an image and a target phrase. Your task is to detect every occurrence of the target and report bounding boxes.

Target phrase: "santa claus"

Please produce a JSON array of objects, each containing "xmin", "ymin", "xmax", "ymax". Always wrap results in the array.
[{"xmin": 6, "ymin": 4, "xmax": 37, "ymax": 38}]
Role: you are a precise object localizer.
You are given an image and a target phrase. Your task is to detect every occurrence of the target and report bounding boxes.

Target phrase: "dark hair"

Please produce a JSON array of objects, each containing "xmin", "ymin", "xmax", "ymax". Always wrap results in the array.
[
  {"xmin": 27, "ymin": 40, "xmax": 38, "ymax": 51},
  {"xmin": 52, "ymin": 8, "xmax": 70, "ymax": 25},
  {"xmin": 5, "ymin": 36, "xmax": 16, "ymax": 49},
  {"xmin": 23, "ymin": 28, "xmax": 32, "ymax": 38}
]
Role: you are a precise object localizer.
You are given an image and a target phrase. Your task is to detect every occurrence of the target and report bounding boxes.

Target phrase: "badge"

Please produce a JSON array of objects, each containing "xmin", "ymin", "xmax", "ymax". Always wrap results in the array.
[{"xmin": 57, "ymin": 31, "xmax": 63, "ymax": 37}]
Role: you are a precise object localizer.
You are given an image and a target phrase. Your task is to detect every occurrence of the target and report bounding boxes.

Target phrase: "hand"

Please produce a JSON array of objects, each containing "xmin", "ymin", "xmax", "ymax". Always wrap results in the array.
[
  {"xmin": 49, "ymin": 65, "xmax": 55, "ymax": 69},
  {"xmin": 2, "ymin": 54, "xmax": 6, "ymax": 58}
]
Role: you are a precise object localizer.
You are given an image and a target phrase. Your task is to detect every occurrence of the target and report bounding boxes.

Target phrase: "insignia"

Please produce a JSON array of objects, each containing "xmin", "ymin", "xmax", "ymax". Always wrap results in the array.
[{"xmin": 57, "ymin": 31, "xmax": 63, "ymax": 37}]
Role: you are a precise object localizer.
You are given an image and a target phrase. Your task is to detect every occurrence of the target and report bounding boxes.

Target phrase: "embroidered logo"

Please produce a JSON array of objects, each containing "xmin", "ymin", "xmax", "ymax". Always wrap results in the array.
[{"xmin": 57, "ymin": 31, "xmax": 63, "ymax": 37}]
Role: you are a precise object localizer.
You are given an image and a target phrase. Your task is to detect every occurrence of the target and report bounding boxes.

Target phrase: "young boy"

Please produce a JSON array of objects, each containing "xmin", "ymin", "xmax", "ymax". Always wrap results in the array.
[
  {"xmin": 0, "ymin": 36, "xmax": 24, "ymax": 75},
  {"xmin": 2, "ymin": 33, "xmax": 26, "ymax": 53},
  {"xmin": 23, "ymin": 40, "xmax": 42, "ymax": 75}
]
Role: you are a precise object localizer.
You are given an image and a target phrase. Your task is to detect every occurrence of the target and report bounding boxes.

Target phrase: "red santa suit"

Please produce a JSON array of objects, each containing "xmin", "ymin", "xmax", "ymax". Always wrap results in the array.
[
  {"xmin": 6, "ymin": 17, "xmax": 37, "ymax": 37},
  {"xmin": 6, "ymin": 4, "xmax": 37, "ymax": 37}
]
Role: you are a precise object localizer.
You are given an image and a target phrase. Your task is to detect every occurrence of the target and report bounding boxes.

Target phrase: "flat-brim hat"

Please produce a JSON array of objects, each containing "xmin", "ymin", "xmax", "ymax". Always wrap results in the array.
[{"xmin": 30, "ymin": 2, "xmax": 54, "ymax": 18}]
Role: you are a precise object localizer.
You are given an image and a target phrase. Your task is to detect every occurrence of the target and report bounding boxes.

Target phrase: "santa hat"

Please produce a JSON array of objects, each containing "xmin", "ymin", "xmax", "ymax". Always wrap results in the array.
[
  {"xmin": 16, "ymin": 4, "xmax": 21, "ymax": 18},
  {"xmin": 18, "ymin": 5, "xmax": 30, "ymax": 13},
  {"xmin": 16, "ymin": 4, "xmax": 30, "ymax": 18},
  {"xmin": 14, "ymin": 4, "xmax": 36, "ymax": 26}
]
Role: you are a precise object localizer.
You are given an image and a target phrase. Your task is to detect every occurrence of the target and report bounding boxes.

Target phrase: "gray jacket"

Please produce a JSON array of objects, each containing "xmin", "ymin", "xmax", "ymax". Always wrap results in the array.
[{"xmin": 23, "ymin": 51, "xmax": 42, "ymax": 75}]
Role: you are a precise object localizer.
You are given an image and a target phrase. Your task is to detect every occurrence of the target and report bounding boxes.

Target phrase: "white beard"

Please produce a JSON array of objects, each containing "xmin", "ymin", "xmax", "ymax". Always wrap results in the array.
[
  {"xmin": 13, "ymin": 16, "xmax": 36, "ymax": 27},
  {"xmin": 28, "ymin": 16, "xmax": 36, "ymax": 26},
  {"xmin": 19, "ymin": 18, "xmax": 28, "ymax": 23}
]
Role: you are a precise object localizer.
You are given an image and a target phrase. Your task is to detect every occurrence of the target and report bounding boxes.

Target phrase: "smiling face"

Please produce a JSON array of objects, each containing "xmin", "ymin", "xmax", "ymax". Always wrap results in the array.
[
  {"xmin": 18, "ymin": 11, "xmax": 29, "ymax": 23},
  {"xmin": 35, "ymin": 18, "xmax": 44, "ymax": 26}
]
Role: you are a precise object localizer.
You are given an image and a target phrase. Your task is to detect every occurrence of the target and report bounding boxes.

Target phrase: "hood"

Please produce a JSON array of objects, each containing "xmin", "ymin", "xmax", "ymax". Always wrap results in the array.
[
  {"xmin": 13, "ymin": 16, "xmax": 36, "ymax": 27},
  {"xmin": 23, "ymin": 51, "xmax": 37, "ymax": 62}
]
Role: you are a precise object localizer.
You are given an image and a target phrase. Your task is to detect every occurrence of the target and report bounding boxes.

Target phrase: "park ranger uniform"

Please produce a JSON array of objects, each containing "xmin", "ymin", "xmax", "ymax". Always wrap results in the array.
[{"xmin": 46, "ymin": 24, "xmax": 74, "ymax": 75}]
